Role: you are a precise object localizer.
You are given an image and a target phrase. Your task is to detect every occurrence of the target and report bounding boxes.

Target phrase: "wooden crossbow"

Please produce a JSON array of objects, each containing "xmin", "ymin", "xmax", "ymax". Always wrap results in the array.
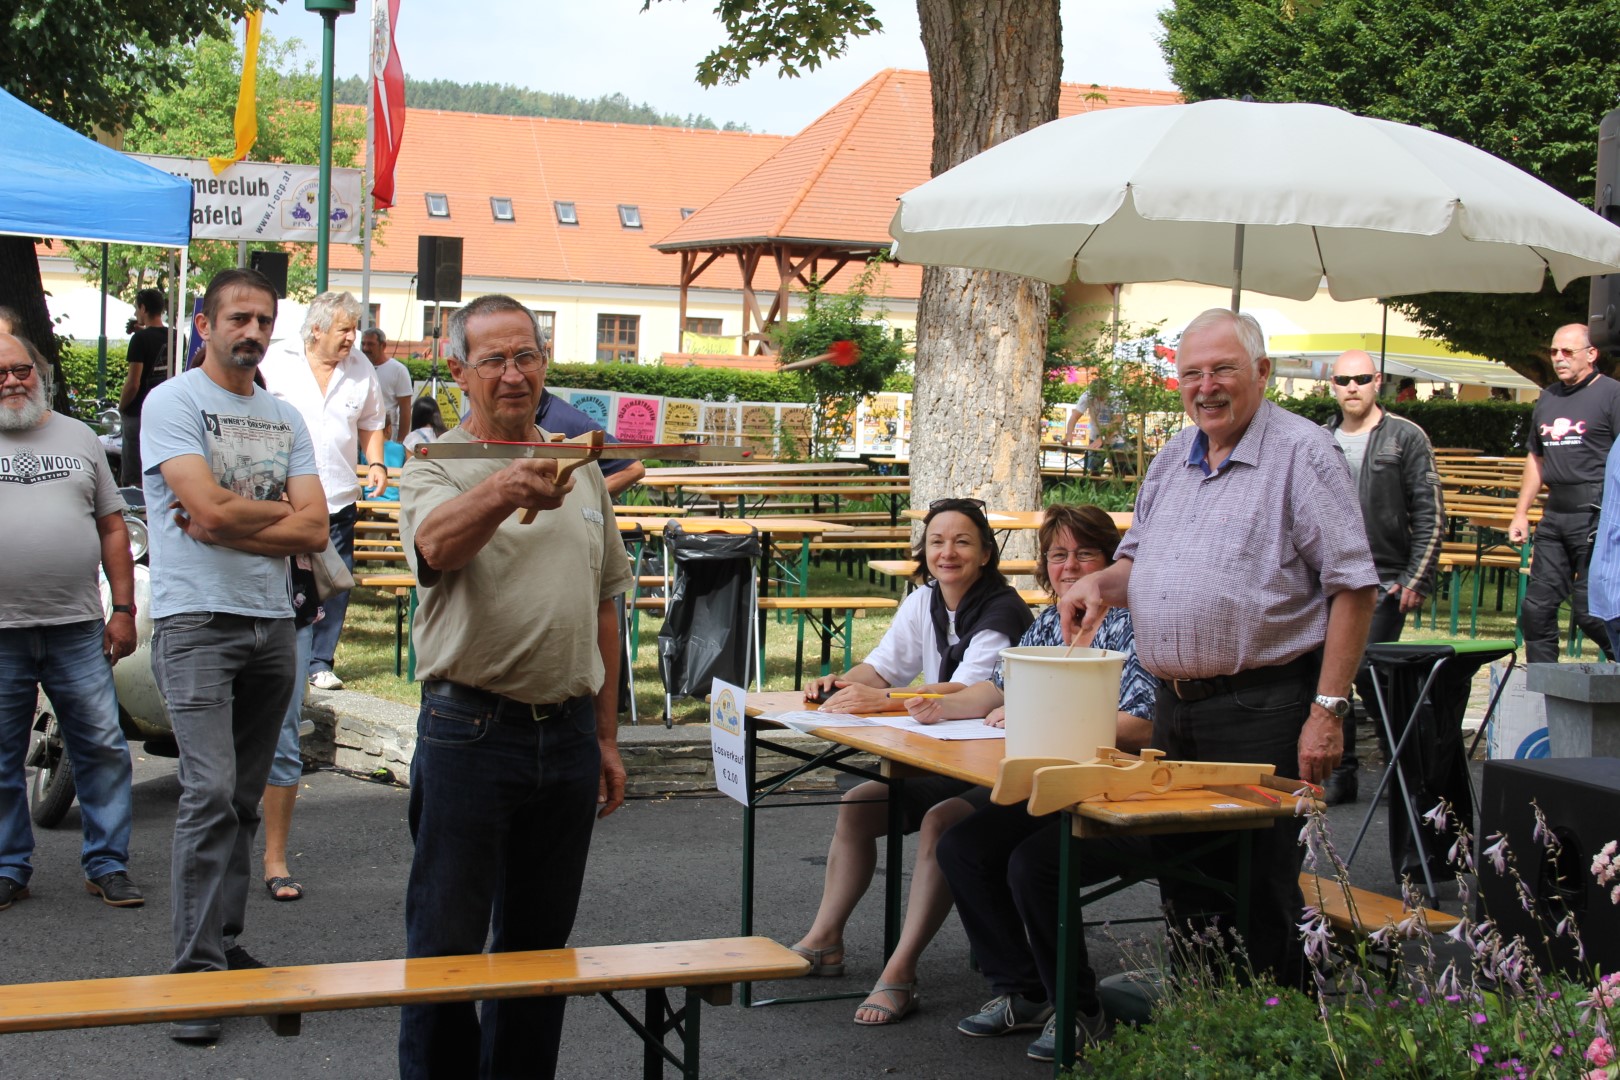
[{"xmin": 416, "ymin": 430, "xmax": 752, "ymax": 522}]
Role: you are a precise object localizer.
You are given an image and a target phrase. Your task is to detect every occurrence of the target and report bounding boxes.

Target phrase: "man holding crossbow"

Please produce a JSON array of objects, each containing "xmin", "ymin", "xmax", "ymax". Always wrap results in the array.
[{"xmin": 397, "ymin": 294, "xmax": 633, "ymax": 1079}]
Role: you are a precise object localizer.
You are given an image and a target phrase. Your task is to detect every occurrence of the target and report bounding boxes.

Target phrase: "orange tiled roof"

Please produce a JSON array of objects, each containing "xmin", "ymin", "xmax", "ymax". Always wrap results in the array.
[
  {"xmin": 329, "ymin": 111, "xmax": 789, "ymax": 290},
  {"xmin": 655, "ymin": 69, "xmax": 1182, "ymax": 254}
]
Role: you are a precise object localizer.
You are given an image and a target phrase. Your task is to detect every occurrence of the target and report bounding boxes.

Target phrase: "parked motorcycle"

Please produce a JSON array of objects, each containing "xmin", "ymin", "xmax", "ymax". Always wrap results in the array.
[{"xmin": 25, "ymin": 486, "xmax": 173, "ymax": 827}]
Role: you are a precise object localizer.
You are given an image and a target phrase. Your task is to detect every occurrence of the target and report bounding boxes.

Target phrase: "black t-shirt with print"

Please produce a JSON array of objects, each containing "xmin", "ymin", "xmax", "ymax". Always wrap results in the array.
[{"xmin": 1529, "ymin": 371, "xmax": 1620, "ymax": 488}]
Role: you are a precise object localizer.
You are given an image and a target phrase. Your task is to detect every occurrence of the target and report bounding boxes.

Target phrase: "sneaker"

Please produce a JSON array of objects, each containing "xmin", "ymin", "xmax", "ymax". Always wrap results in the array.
[
  {"xmin": 957, "ymin": 992, "xmax": 1053, "ymax": 1037},
  {"xmin": 1026, "ymin": 1006, "xmax": 1109, "ymax": 1061},
  {"xmin": 0, "ymin": 877, "xmax": 28, "ymax": 911},
  {"xmin": 169, "ymin": 1018, "xmax": 221, "ymax": 1044},
  {"xmin": 309, "ymin": 670, "xmax": 344, "ymax": 691},
  {"xmin": 224, "ymin": 945, "xmax": 268, "ymax": 970},
  {"xmin": 86, "ymin": 870, "xmax": 145, "ymax": 908}
]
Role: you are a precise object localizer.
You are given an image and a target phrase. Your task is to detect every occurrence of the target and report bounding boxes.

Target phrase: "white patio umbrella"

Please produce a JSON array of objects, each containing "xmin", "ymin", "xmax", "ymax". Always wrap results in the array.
[{"xmin": 889, "ymin": 99, "xmax": 1620, "ymax": 308}]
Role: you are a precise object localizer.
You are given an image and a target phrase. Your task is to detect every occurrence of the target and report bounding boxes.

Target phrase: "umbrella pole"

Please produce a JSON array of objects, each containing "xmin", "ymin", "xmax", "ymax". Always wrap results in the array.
[
  {"xmin": 1379, "ymin": 302, "xmax": 1389, "ymax": 387},
  {"xmin": 1230, "ymin": 224, "xmax": 1245, "ymax": 312}
]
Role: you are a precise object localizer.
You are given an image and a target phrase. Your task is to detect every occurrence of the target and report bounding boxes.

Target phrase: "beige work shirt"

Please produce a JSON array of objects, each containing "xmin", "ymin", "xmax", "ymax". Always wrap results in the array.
[{"xmin": 400, "ymin": 426, "xmax": 633, "ymax": 703}]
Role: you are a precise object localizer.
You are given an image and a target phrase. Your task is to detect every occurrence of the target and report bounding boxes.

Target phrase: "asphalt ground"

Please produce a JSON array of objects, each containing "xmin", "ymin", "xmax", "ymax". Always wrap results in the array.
[{"xmin": 2, "ymin": 747, "xmax": 1437, "ymax": 1080}]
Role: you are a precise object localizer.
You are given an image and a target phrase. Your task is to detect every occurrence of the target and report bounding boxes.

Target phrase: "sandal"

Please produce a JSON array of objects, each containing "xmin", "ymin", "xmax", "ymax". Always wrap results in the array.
[
  {"xmin": 854, "ymin": 980, "xmax": 917, "ymax": 1026},
  {"xmin": 789, "ymin": 943, "xmax": 845, "ymax": 978},
  {"xmin": 264, "ymin": 876, "xmax": 304, "ymax": 902}
]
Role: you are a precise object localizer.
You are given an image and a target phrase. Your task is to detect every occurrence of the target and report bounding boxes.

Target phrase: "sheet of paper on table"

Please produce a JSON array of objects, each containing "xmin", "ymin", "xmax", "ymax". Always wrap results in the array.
[{"xmin": 763, "ymin": 710, "xmax": 1007, "ymax": 741}]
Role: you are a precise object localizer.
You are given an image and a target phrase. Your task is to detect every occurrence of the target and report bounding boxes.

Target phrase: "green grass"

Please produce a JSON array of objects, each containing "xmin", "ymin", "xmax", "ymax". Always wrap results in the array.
[{"xmin": 329, "ymin": 558, "xmax": 1602, "ymax": 726}]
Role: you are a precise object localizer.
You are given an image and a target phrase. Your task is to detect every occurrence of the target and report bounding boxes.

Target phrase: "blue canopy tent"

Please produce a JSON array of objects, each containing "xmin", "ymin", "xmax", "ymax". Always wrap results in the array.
[{"xmin": 0, "ymin": 86, "xmax": 192, "ymax": 388}]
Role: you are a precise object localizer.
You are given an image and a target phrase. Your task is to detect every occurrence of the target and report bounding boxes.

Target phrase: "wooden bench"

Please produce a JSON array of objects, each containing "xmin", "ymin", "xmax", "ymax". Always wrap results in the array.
[
  {"xmin": 355, "ymin": 572, "xmax": 416, "ymax": 676},
  {"xmin": 1301, "ymin": 873, "xmax": 1460, "ymax": 941},
  {"xmin": 756, "ymin": 596, "xmax": 900, "ymax": 686},
  {"xmin": 0, "ymin": 937, "xmax": 807, "ymax": 1079}
]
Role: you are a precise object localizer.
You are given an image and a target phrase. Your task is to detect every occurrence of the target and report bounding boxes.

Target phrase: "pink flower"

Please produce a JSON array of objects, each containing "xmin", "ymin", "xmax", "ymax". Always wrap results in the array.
[
  {"xmin": 1265, "ymin": 996, "xmax": 1279, "ymax": 1006},
  {"xmin": 1588, "ymin": 1036, "xmax": 1615, "ymax": 1067}
]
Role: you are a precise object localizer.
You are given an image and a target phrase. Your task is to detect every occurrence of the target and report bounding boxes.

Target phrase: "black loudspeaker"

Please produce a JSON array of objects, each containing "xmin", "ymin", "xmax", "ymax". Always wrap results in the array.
[
  {"xmin": 1589, "ymin": 109, "xmax": 1620, "ymax": 351},
  {"xmin": 1477, "ymin": 758, "xmax": 1620, "ymax": 979},
  {"xmin": 417, "ymin": 235, "xmax": 463, "ymax": 303},
  {"xmin": 249, "ymin": 250, "xmax": 289, "ymax": 298}
]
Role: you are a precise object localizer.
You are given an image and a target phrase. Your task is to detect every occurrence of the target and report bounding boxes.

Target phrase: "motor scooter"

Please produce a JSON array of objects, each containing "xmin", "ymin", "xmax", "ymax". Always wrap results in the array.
[{"xmin": 25, "ymin": 486, "xmax": 174, "ymax": 827}]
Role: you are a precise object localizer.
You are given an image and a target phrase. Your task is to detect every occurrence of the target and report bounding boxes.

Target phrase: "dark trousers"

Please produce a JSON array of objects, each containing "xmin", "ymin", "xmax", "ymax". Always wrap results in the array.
[
  {"xmin": 309, "ymin": 503, "xmax": 357, "ymax": 676},
  {"xmin": 937, "ymin": 800, "xmax": 1144, "ymax": 1014},
  {"xmin": 1153, "ymin": 671, "xmax": 1313, "ymax": 990},
  {"xmin": 1521, "ymin": 506, "xmax": 1610, "ymax": 664},
  {"xmin": 399, "ymin": 690, "xmax": 600, "ymax": 1080},
  {"xmin": 1342, "ymin": 588, "xmax": 1408, "ymax": 771},
  {"xmin": 119, "ymin": 411, "xmax": 142, "ymax": 487}
]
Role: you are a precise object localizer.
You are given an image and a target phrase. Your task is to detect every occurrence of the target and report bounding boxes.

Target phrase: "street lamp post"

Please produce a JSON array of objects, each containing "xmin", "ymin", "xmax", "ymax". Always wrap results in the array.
[{"xmin": 305, "ymin": 0, "xmax": 356, "ymax": 293}]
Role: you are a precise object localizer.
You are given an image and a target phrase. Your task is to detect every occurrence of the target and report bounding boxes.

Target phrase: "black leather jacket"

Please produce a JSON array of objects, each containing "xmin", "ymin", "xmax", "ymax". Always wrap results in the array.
[{"xmin": 1323, "ymin": 409, "xmax": 1445, "ymax": 596}]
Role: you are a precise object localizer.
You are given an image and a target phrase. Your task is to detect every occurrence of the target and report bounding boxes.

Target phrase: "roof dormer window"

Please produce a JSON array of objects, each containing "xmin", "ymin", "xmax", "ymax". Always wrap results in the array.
[
  {"xmin": 618, "ymin": 205, "xmax": 642, "ymax": 229},
  {"xmin": 491, "ymin": 197, "xmax": 514, "ymax": 222},
  {"xmin": 554, "ymin": 201, "xmax": 578, "ymax": 225},
  {"xmin": 425, "ymin": 193, "xmax": 449, "ymax": 217}
]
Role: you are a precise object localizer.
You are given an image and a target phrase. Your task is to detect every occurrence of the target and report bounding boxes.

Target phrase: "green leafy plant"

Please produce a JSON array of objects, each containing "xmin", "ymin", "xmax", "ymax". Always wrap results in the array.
[{"xmin": 770, "ymin": 258, "xmax": 909, "ymax": 459}]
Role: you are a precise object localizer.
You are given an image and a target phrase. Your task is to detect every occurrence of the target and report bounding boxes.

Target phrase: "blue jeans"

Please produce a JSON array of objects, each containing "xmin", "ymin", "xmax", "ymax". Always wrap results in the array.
[
  {"xmin": 0, "ymin": 619, "xmax": 133, "ymax": 884},
  {"xmin": 309, "ymin": 503, "xmax": 356, "ymax": 676},
  {"xmin": 268, "ymin": 623, "xmax": 314, "ymax": 788},
  {"xmin": 153, "ymin": 612, "xmax": 295, "ymax": 973},
  {"xmin": 399, "ymin": 690, "xmax": 600, "ymax": 1080}
]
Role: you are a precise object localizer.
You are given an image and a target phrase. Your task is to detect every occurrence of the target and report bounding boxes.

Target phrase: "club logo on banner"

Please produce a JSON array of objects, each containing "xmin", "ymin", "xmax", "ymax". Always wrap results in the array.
[
  {"xmin": 569, "ymin": 393, "xmax": 613, "ymax": 430},
  {"xmin": 616, "ymin": 396, "xmax": 660, "ymax": 443},
  {"xmin": 127, "ymin": 153, "xmax": 363, "ymax": 243}
]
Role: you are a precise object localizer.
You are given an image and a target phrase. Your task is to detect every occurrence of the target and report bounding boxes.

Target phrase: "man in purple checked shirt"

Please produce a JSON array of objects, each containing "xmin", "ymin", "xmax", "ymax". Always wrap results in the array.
[{"xmin": 1061, "ymin": 307, "xmax": 1378, "ymax": 989}]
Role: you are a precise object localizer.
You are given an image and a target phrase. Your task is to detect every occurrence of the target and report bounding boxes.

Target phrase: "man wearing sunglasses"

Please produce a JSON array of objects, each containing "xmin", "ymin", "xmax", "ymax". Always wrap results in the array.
[
  {"xmin": 1320, "ymin": 351, "xmax": 1444, "ymax": 808},
  {"xmin": 1508, "ymin": 324, "xmax": 1620, "ymax": 663}
]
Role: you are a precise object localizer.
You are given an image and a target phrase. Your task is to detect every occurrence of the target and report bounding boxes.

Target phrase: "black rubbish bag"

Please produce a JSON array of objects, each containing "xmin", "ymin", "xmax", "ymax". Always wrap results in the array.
[{"xmin": 657, "ymin": 521, "xmax": 760, "ymax": 703}]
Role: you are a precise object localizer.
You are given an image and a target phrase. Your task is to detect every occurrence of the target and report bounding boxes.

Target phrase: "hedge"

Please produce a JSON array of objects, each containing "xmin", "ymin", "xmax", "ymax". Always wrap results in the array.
[
  {"xmin": 1276, "ymin": 396, "xmax": 1535, "ymax": 455},
  {"xmin": 401, "ymin": 358, "xmax": 914, "ymax": 402},
  {"xmin": 58, "ymin": 342, "xmax": 131, "ymax": 410}
]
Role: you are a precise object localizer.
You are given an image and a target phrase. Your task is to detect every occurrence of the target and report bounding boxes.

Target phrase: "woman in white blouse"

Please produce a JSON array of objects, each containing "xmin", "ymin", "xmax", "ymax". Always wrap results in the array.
[{"xmin": 793, "ymin": 498, "xmax": 1032, "ymax": 1025}]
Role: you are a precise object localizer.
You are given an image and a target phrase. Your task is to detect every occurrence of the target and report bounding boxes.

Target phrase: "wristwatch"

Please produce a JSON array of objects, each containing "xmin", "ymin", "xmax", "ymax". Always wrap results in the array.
[
  {"xmin": 1313, "ymin": 693, "xmax": 1351, "ymax": 718},
  {"xmin": 111, "ymin": 603, "xmax": 136, "ymax": 617}
]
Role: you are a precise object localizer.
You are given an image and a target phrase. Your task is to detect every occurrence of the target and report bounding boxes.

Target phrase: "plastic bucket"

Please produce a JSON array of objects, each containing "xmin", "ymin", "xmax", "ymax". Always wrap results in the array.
[{"xmin": 999, "ymin": 645, "xmax": 1125, "ymax": 763}]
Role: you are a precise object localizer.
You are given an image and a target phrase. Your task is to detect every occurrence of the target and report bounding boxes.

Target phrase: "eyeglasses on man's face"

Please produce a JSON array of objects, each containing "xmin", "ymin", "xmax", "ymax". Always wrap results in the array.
[
  {"xmin": 469, "ymin": 350, "xmax": 545, "ymax": 379},
  {"xmin": 1332, "ymin": 374, "xmax": 1375, "ymax": 387},
  {"xmin": 1550, "ymin": 346, "xmax": 1593, "ymax": 359},
  {"xmin": 0, "ymin": 364, "xmax": 35, "ymax": 383},
  {"xmin": 1177, "ymin": 364, "xmax": 1245, "ymax": 387}
]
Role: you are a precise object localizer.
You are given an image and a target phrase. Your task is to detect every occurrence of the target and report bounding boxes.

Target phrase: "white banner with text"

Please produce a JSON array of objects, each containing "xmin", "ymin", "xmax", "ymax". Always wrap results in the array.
[{"xmin": 128, "ymin": 153, "xmax": 363, "ymax": 244}]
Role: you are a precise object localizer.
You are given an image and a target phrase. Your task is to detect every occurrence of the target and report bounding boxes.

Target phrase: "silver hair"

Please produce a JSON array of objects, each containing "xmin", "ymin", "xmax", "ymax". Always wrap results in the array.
[
  {"xmin": 301, "ymin": 291, "xmax": 363, "ymax": 344},
  {"xmin": 1181, "ymin": 308, "xmax": 1267, "ymax": 368},
  {"xmin": 446, "ymin": 296, "xmax": 542, "ymax": 362},
  {"xmin": 361, "ymin": 326, "xmax": 386, "ymax": 346}
]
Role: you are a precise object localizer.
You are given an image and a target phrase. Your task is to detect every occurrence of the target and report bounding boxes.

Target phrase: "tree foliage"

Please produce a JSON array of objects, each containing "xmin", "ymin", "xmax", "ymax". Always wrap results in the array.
[
  {"xmin": 1159, "ymin": 0, "xmax": 1620, "ymax": 385},
  {"xmin": 641, "ymin": 0, "xmax": 882, "ymax": 86},
  {"xmin": 65, "ymin": 28, "xmax": 365, "ymax": 304},
  {"xmin": 330, "ymin": 75, "xmax": 747, "ymax": 131},
  {"xmin": 1, "ymin": 0, "xmax": 258, "ymax": 134}
]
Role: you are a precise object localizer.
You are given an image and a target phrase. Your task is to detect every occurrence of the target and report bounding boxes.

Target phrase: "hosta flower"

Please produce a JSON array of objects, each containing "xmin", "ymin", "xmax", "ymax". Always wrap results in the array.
[
  {"xmin": 1423, "ymin": 801, "xmax": 1451, "ymax": 832},
  {"xmin": 1484, "ymin": 833, "xmax": 1510, "ymax": 875}
]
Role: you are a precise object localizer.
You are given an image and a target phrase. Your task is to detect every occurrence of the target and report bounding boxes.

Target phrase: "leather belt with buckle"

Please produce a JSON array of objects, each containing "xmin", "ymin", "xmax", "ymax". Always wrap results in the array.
[
  {"xmin": 1165, "ymin": 650, "xmax": 1321, "ymax": 703},
  {"xmin": 421, "ymin": 679, "xmax": 580, "ymax": 722}
]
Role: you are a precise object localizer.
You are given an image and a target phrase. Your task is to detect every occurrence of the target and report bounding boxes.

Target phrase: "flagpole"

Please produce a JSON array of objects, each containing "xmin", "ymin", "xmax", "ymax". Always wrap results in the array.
[
  {"xmin": 306, "ymin": 0, "xmax": 355, "ymax": 293},
  {"xmin": 361, "ymin": 0, "xmax": 375, "ymax": 327}
]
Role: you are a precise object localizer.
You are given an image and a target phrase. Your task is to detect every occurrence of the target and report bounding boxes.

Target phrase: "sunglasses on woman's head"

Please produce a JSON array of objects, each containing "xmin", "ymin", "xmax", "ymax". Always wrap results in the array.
[
  {"xmin": 1332, "ymin": 374, "xmax": 1376, "ymax": 386},
  {"xmin": 928, "ymin": 497, "xmax": 987, "ymax": 513}
]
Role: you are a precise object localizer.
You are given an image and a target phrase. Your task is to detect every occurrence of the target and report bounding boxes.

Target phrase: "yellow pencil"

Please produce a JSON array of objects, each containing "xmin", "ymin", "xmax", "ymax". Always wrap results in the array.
[{"xmin": 887, "ymin": 691, "xmax": 945, "ymax": 699}]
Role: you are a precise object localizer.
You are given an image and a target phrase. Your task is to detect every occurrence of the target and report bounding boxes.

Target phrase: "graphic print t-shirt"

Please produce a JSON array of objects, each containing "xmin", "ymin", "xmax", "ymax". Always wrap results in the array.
[
  {"xmin": 1528, "ymin": 372, "xmax": 1620, "ymax": 488},
  {"xmin": 140, "ymin": 368, "xmax": 318, "ymax": 619},
  {"xmin": 0, "ymin": 413, "xmax": 125, "ymax": 628}
]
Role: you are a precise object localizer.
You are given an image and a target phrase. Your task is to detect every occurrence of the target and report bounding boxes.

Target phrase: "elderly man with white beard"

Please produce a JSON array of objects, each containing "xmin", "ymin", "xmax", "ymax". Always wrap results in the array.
[{"xmin": 0, "ymin": 332, "xmax": 142, "ymax": 913}]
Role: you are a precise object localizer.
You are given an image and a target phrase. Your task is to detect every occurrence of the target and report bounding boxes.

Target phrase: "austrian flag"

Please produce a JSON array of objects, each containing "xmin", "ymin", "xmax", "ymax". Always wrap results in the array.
[{"xmin": 370, "ymin": 0, "xmax": 405, "ymax": 210}]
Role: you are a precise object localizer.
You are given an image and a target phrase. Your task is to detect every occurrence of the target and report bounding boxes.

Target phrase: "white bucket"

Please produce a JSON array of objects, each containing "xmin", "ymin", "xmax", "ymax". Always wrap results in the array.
[{"xmin": 999, "ymin": 645, "xmax": 1125, "ymax": 763}]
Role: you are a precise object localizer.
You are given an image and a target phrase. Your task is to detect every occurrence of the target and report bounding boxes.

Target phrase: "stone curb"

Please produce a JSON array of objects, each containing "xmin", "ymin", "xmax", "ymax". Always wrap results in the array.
[{"xmin": 299, "ymin": 688, "xmax": 854, "ymax": 795}]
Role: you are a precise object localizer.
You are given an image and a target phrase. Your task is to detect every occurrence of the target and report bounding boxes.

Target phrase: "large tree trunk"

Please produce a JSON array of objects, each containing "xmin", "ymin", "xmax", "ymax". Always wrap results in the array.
[
  {"xmin": 912, "ymin": 0, "xmax": 1061, "ymax": 552},
  {"xmin": 0, "ymin": 235, "xmax": 73, "ymax": 416}
]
